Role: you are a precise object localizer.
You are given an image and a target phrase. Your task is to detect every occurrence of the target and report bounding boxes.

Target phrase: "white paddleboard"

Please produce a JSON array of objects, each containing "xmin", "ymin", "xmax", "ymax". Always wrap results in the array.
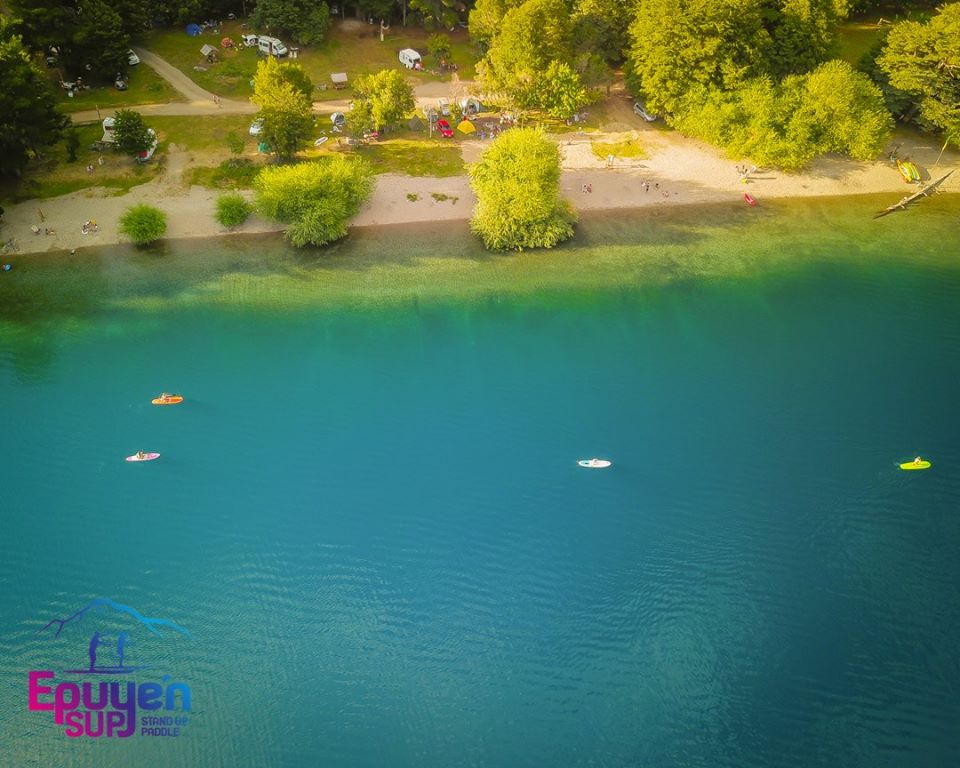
[{"xmin": 578, "ymin": 458, "xmax": 611, "ymax": 468}]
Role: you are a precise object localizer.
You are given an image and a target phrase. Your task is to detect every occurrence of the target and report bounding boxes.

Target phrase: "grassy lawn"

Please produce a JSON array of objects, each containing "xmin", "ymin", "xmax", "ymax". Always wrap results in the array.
[
  {"xmin": 142, "ymin": 20, "xmax": 480, "ymax": 102},
  {"xmin": 347, "ymin": 134, "xmax": 465, "ymax": 176},
  {"xmin": 148, "ymin": 114, "xmax": 256, "ymax": 152},
  {"xmin": 591, "ymin": 135, "xmax": 647, "ymax": 161},
  {"xmin": 49, "ymin": 63, "xmax": 183, "ymax": 113},
  {"xmin": 0, "ymin": 124, "xmax": 160, "ymax": 204},
  {"xmin": 835, "ymin": 6, "xmax": 937, "ymax": 67},
  {"xmin": 834, "ymin": 22, "xmax": 885, "ymax": 66},
  {"xmin": 187, "ymin": 158, "xmax": 265, "ymax": 189}
]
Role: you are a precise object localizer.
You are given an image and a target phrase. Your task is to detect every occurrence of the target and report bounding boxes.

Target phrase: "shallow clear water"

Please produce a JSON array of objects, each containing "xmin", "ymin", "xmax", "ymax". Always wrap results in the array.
[{"xmin": 1, "ymin": 196, "xmax": 959, "ymax": 767}]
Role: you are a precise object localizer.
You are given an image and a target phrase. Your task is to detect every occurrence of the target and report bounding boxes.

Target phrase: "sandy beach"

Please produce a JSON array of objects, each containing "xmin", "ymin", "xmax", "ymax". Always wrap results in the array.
[{"xmin": 2, "ymin": 125, "xmax": 957, "ymax": 258}]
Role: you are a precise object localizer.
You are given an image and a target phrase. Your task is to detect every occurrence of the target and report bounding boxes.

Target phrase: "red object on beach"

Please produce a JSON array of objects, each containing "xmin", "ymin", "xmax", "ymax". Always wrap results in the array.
[{"xmin": 743, "ymin": 193, "xmax": 757, "ymax": 206}]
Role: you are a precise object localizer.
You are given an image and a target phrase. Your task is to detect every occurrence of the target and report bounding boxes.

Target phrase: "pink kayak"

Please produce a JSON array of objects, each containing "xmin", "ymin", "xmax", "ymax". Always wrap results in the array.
[{"xmin": 126, "ymin": 452, "xmax": 160, "ymax": 462}]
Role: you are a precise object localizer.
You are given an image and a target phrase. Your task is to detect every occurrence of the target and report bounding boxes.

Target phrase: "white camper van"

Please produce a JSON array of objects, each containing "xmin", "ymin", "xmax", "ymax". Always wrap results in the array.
[
  {"xmin": 258, "ymin": 35, "xmax": 288, "ymax": 57},
  {"xmin": 398, "ymin": 48, "xmax": 422, "ymax": 69}
]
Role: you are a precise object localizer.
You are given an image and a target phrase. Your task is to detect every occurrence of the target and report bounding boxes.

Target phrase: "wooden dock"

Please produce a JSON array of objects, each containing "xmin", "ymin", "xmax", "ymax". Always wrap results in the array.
[{"xmin": 874, "ymin": 170, "xmax": 955, "ymax": 218}]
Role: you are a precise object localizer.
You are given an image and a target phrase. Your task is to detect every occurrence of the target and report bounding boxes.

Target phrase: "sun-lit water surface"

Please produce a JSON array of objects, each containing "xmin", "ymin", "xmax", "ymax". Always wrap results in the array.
[{"xmin": 1, "ymin": 196, "xmax": 959, "ymax": 767}]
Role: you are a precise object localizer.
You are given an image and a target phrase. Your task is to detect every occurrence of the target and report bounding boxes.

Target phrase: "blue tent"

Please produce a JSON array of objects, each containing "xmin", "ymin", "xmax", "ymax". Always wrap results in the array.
[{"xmin": 185, "ymin": 23, "xmax": 201, "ymax": 36}]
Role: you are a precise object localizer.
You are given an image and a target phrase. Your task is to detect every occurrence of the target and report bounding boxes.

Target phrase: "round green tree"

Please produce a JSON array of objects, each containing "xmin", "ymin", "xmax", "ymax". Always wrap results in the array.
[
  {"xmin": 254, "ymin": 156, "xmax": 374, "ymax": 247},
  {"xmin": 119, "ymin": 204, "xmax": 167, "ymax": 245},
  {"xmin": 469, "ymin": 127, "xmax": 575, "ymax": 251},
  {"xmin": 216, "ymin": 193, "xmax": 253, "ymax": 228}
]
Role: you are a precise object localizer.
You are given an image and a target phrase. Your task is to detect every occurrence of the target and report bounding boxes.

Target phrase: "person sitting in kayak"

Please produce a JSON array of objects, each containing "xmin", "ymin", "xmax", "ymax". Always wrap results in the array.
[
  {"xmin": 914, "ymin": 456, "xmax": 923, "ymax": 465},
  {"xmin": 136, "ymin": 450, "xmax": 146, "ymax": 460},
  {"xmin": 159, "ymin": 392, "xmax": 173, "ymax": 399}
]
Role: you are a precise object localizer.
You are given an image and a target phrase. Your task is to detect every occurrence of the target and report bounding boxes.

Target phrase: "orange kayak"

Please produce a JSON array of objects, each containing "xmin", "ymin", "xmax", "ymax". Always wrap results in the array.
[{"xmin": 151, "ymin": 395, "xmax": 183, "ymax": 405}]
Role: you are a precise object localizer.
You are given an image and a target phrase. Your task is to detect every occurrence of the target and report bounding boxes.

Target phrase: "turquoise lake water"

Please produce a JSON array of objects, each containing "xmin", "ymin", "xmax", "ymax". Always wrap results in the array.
[{"xmin": 1, "ymin": 196, "xmax": 959, "ymax": 766}]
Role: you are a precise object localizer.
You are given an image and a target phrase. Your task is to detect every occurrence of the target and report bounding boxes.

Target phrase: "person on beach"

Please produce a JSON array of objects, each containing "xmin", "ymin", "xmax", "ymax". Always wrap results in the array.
[
  {"xmin": 587, "ymin": 184, "xmax": 592, "ymax": 193},
  {"xmin": 581, "ymin": 184, "xmax": 587, "ymax": 194}
]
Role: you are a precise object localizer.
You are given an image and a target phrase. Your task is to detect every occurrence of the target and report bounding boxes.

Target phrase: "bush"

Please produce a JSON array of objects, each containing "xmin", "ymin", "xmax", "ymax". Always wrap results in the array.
[
  {"xmin": 119, "ymin": 204, "xmax": 167, "ymax": 245},
  {"xmin": 469, "ymin": 127, "xmax": 575, "ymax": 251},
  {"xmin": 225, "ymin": 131, "xmax": 244, "ymax": 155},
  {"xmin": 254, "ymin": 156, "xmax": 374, "ymax": 247},
  {"xmin": 113, "ymin": 110, "xmax": 153, "ymax": 157},
  {"xmin": 65, "ymin": 129, "xmax": 80, "ymax": 162},
  {"xmin": 215, "ymin": 193, "xmax": 252, "ymax": 228}
]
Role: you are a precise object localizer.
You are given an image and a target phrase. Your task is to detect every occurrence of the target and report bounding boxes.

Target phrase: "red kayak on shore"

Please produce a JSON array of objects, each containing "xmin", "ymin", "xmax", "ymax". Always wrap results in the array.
[{"xmin": 744, "ymin": 193, "xmax": 757, "ymax": 206}]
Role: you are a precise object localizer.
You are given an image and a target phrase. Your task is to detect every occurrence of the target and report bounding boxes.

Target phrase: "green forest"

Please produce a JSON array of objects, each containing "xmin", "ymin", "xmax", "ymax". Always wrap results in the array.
[{"xmin": 1, "ymin": 0, "xmax": 958, "ymax": 179}]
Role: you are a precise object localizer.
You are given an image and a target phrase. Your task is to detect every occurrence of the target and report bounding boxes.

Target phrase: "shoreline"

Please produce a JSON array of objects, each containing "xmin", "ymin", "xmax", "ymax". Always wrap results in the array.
[{"xmin": 2, "ymin": 128, "xmax": 958, "ymax": 258}]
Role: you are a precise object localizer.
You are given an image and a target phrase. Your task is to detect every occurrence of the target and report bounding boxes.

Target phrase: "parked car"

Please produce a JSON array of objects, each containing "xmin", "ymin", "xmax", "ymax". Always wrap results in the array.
[
  {"xmin": 633, "ymin": 102, "xmax": 657, "ymax": 122},
  {"xmin": 436, "ymin": 119, "xmax": 454, "ymax": 138},
  {"xmin": 249, "ymin": 119, "xmax": 264, "ymax": 136},
  {"xmin": 127, "ymin": 49, "xmax": 140, "ymax": 66}
]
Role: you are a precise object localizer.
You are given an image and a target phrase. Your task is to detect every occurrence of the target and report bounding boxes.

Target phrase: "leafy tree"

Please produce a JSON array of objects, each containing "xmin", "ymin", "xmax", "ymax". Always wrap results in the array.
[
  {"xmin": 672, "ymin": 60, "xmax": 891, "ymax": 170},
  {"xmin": 112, "ymin": 0, "xmax": 152, "ymax": 37},
  {"xmin": 428, "ymin": 32, "xmax": 452, "ymax": 64},
  {"xmin": 346, "ymin": 99, "xmax": 375, "ymax": 137},
  {"xmin": 352, "ymin": 69, "xmax": 416, "ymax": 130},
  {"xmin": 408, "ymin": 0, "xmax": 462, "ymax": 30},
  {"xmin": 254, "ymin": 156, "xmax": 374, "ymax": 246},
  {"xmin": 356, "ymin": 0, "xmax": 395, "ymax": 20},
  {"xmin": 0, "ymin": 20, "xmax": 69, "ymax": 177},
  {"xmin": 765, "ymin": 0, "xmax": 848, "ymax": 78},
  {"xmin": 215, "ymin": 193, "xmax": 253, "ymax": 228},
  {"xmin": 627, "ymin": 0, "xmax": 771, "ymax": 116},
  {"xmin": 71, "ymin": 0, "xmax": 130, "ymax": 79},
  {"xmin": 112, "ymin": 110, "xmax": 153, "ymax": 156},
  {"xmin": 878, "ymin": 3, "xmax": 960, "ymax": 145},
  {"xmin": 65, "ymin": 128, "xmax": 81, "ymax": 162},
  {"xmin": 251, "ymin": 57, "xmax": 314, "ymax": 160},
  {"xmin": 8, "ymin": 0, "xmax": 78, "ymax": 54},
  {"xmin": 573, "ymin": 0, "xmax": 632, "ymax": 63},
  {"xmin": 251, "ymin": 0, "xmax": 331, "ymax": 46},
  {"xmin": 540, "ymin": 60, "xmax": 592, "ymax": 118},
  {"xmin": 788, "ymin": 60, "xmax": 891, "ymax": 160},
  {"xmin": 859, "ymin": 32, "xmax": 914, "ymax": 121},
  {"xmin": 10, "ymin": 0, "xmax": 130, "ymax": 81},
  {"xmin": 119, "ymin": 204, "xmax": 167, "ymax": 245},
  {"xmin": 477, "ymin": 0, "xmax": 584, "ymax": 112},
  {"xmin": 469, "ymin": 127, "xmax": 576, "ymax": 251},
  {"xmin": 469, "ymin": 0, "xmax": 524, "ymax": 48}
]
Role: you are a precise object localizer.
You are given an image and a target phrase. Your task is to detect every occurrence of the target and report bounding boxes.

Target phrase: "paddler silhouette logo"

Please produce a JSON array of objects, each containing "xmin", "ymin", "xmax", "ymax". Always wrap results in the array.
[{"xmin": 28, "ymin": 598, "xmax": 194, "ymax": 738}]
